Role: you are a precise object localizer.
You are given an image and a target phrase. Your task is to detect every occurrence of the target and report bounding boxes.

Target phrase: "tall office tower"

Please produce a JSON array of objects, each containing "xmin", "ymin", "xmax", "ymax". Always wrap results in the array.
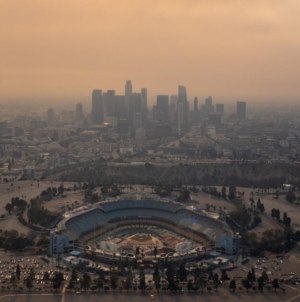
[
  {"xmin": 75, "ymin": 103, "xmax": 83, "ymax": 118},
  {"xmin": 125, "ymin": 80, "xmax": 132, "ymax": 109},
  {"xmin": 205, "ymin": 96, "xmax": 212, "ymax": 106},
  {"xmin": 92, "ymin": 90, "xmax": 104, "ymax": 124},
  {"xmin": 169, "ymin": 103, "xmax": 177, "ymax": 123},
  {"xmin": 237, "ymin": 101, "xmax": 246, "ymax": 120},
  {"xmin": 106, "ymin": 90, "xmax": 116, "ymax": 117},
  {"xmin": 194, "ymin": 97, "xmax": 198, "ymax": 112},
  {"xmin": 115, "ymin": 95, "xmax": 126, "ymax": 119},
  {"xmin": 170, "ymin": 95, "xmax": 178, "ymax": 108},
  {"xmin": 156, "ymin": 95, "xmax": 169, "ymax": 123},
  {"xmin": 178, "ymin": 85, "xmax": 188, "ymax": 124},
  {"xmin": 178, "ymin": 85, "xmax": 187, "ymax": 102},
  {"xmin": 208, "ymin": 113, "xmax": 222, "ymax": 128},
  {"xmin": 194, "ymin": 97, "xmax": 198, "ymax": 123},
  {"xmin": 134, "ymin": 112, "xmax": 143, "ymax": 130},
  {"xmin": 47, "ymin": 108, "xmax": 55, "ymax": 126},
  {"xmin": 75, "ymin": 103, "xmax": 84, "ymax": 126},
  {"xmin": 102, "ymin": 92, "xmax": 107, "ymax": 120},
  {"xmin": 205, "ymin": 96, "xmax": 214, "ymax": 113},
  {"xmin": 128, "ymin": 93, "xmax": 143, "ymax": 127},
  {"xmin": 141, "ymin": 88, "xmax": 148, "ymax": 121},
  {"xmin": 153, "ymin": 109, "xmax": 165, "ymax": 124},
  {"xmin": 216, "ymin": 103, "xmax": 224, "ymax": 116},
  {"xmin": 47, "ymin": 108, "xmax": 54, "ymax": 120},
  {"xmin": 177, "ymin": 103, "xmax": 184, "ymax": 124}
]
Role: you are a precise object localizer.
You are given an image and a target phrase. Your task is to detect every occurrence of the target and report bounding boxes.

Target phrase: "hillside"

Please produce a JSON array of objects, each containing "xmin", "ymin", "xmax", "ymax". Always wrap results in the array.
[{"xmin": 56, "ymin": 162, "xmax": 300, "ymax": 187}]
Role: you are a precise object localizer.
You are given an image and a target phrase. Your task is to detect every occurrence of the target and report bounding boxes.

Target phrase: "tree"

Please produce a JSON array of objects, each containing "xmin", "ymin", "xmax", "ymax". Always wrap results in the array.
[
  {"xmin": 16, "ymin": 264, "xmax": 21, "ymax": 280},
  {"xmin": 10, "ymin": 275, "xmax": 17, "ymax": 291},
  {"xmin": 29, "ymin": 268, "xmax": 35, "ymax": 281},
  {"xmin": 198, "ymin": 273, "xmax": 207, "ymax": 293},
  {"xmin": 166, "ymin": 265, "xmax": 176, "ymax": 291},
  {"xmin": 101, "ymin": 186, "xmax": 108, "ymax": 194},
  {"xmin": 221, "ymin": 270, "xmax": 229, "ymax": 284},
  {"xmin": 81, "ymin": 273, "xmax": 91, "ymax": 292},
  {"xmin": 110, "ymin": 273, "xmax": 118, "ymax": 291},
  {"xmin": 229, "ymin": 279, "xmax": 236, "ymax": 292},
  {"xmin": 272, "ymin": 278, "xmax": 279, "ymax": 291},
  {"xmin": 52, "ymin": 272, "xmax": 64, "ymax": 291},
  {"xmin": 5, "ymin": 203, "xmax": 12, "ymax": 213},
  {"xmin": 213, "ymin": 273, "xmax": 219, "ymax": 292},
  {"xmin": 187, "ymin": 279, "xmax": 192, "ymax": 292},
  {"xmin": 242, "ymin": 279, "xmax": 251, "ymax": 291},
  {"xmin": 71, "ymin": 269, "xmax": 78, "ymax": 282},
  {"xmin": 261, "ymin": 271, "xmax": 269, "ymax": 282},
  {"xmin": 68, "ymin": 279, "xmax": 75, "ymax": 291},
  {"xmin": 25, "ymin": 277, "xmax": 33, "ymax": 291},
  {"xmin": 135, "ymin": 247, "xmax": 140, "ymax": 257},
  {"xmin": 258, "ymin": 277, "xmax": 264, "ymax": 292},
  {"xmin": 222, "ymin": 186, "xmax": 227, "ymax": 199},
  {"xmin": 52, "ymin": 187, "xmax": 58, "ymax": 195},
  {"xmin": 153, "ymin": 267, "xmax": 161, "ymax": 292},
  {"xmin": 286, "ymin": 191, "xmax": 296, "ymax": 203},
  {"xmin": 96, "ymin": 277, "xmax": 103, "ymax": 290},
  {"xmin": 58, "ymin": 184, "xmax": 64, "ymax": 195},
  {"xmin": 139, "ymin": 269, "xmax": 146, "ymax": 291},
  {"xmin": 179, "ymin": 263, "xmax": 187, "ymax": 282},
  {"xmin": 251, "ymin": 267, "xmax": 256, "ymax": 282},
  {"xmin": 43, "ymin": 271, "xmax": 50, "ymax": 281},
  {"xmin": 283, "ymin": 212, "xmax": 288, "ymax": 225},
  {"xmin": 229, "ymin": 186, "xmax": 236, "ymax": 200},
  {"xmin": 274, "ymin": 208, "xmax": 280, "ymax": 220},
  {"xmin": 295, "ymin": 230, "xmax": 300, "ymax": 242},
  {"xmin": 257, "ymin": 199, "xmax": 261, "ymax": 210}
]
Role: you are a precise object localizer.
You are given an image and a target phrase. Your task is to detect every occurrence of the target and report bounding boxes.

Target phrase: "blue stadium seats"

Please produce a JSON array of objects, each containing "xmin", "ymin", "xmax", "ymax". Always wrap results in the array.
[{"xmin": 65, "ymin": 199, "xmax": 225, "ymax": 239}]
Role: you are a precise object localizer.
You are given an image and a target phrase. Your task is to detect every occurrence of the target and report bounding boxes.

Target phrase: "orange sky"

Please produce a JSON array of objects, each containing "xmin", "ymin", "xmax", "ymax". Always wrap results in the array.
[{"xmin": 1, "ymin": 0, "xmax": 300, "ymax": 104}]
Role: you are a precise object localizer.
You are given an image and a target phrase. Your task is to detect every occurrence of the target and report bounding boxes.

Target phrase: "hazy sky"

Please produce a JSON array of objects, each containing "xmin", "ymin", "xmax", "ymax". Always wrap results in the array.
[{"xmin": 1, "ymin": 0, "xmax": 300, "ymax": 104}]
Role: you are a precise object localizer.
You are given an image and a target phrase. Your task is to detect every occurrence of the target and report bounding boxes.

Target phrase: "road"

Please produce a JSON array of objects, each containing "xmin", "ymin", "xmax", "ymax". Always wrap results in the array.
[{"xmin": 0, "ymin": 290, "xmax": 298, "ymax": 302}]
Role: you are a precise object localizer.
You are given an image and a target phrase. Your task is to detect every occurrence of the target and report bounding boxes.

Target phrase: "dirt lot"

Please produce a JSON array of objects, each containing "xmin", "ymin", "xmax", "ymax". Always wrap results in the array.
[
  {"xmin": 191, "ymin": 186, "xmax": 300, "ymax": 233},
  {"xmin": 190, "ymin": 191, "xmax": 237, "ymax": 213},
  {"xmin": 0, "ymin": 180, "xmax": 83, "ymax": 234},
  {"xmin": 0, "ymin": 212, "xmax": 31, "ymax": 234}
]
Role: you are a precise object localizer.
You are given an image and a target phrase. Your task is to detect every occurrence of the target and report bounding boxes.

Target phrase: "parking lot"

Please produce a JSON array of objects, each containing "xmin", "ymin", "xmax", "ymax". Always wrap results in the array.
[{"xmin": 0, "ymin": 252, "xmax": 70, "ymax": 290}]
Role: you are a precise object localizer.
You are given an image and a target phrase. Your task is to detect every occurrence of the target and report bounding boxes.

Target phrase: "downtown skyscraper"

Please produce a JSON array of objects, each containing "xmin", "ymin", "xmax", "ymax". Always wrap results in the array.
[{"xmin": 92, "ymin": 90, "xmax": 104, "ymax": 124}]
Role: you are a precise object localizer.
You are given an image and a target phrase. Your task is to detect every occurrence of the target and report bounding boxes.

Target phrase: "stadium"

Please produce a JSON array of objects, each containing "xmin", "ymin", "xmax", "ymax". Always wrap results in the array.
[{"xmin": 56, "ymin": 193, "xmax": 234, "ymax": 261}]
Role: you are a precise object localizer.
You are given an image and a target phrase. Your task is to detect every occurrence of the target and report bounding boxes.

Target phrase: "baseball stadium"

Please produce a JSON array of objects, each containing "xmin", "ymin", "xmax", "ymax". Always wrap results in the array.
[{"xmin": 56, "ymin": 193, "xmax": 234, "ymax": 260}]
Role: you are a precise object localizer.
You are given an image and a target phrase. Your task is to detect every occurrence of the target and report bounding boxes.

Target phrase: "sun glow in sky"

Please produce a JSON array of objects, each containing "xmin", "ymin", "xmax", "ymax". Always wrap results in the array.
[{"xmin": 1, "ymin": 0, "xmax": 300, "ymax": 104}]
